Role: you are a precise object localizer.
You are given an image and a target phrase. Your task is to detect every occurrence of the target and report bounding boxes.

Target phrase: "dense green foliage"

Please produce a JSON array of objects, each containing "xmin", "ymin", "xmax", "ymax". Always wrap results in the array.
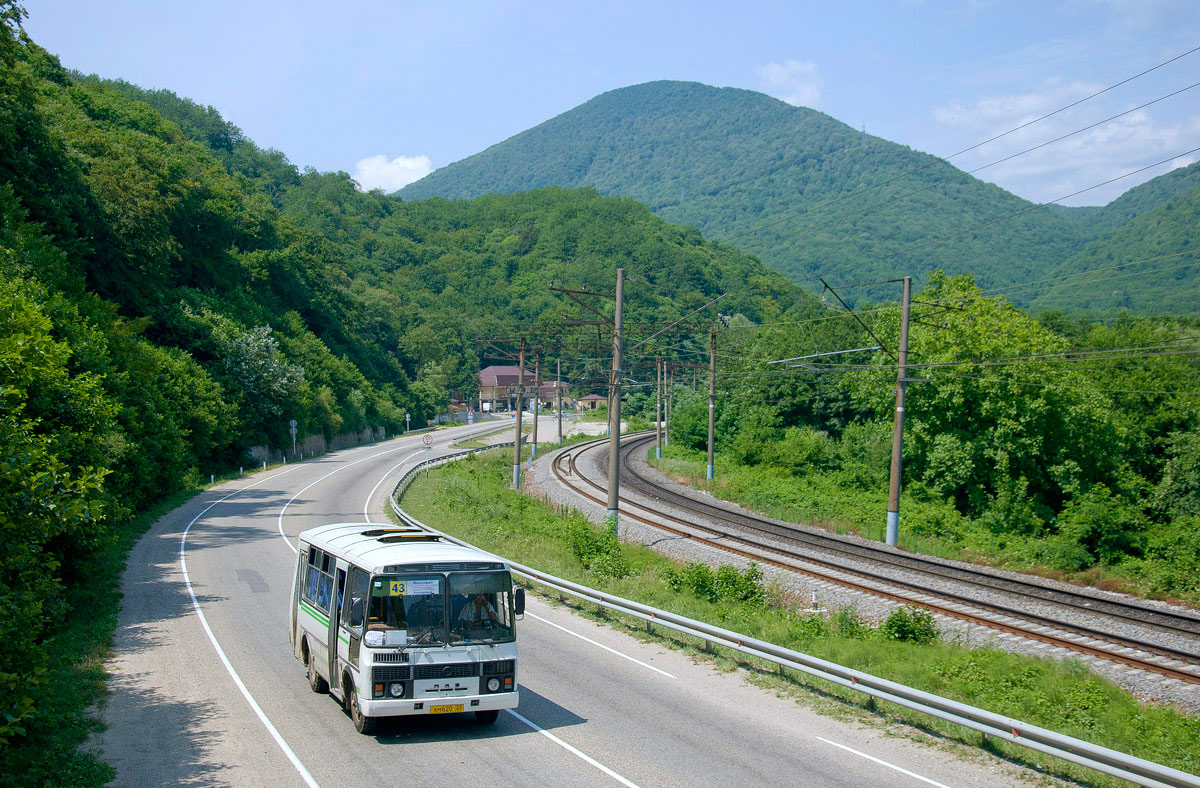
[
  {"xmin": 400, "ymin": 80, "xmax": 1200, "ymax": 315},
  {"xmin": 650, "ymin": 271, "xmax": 1200, "ymax": 599}
]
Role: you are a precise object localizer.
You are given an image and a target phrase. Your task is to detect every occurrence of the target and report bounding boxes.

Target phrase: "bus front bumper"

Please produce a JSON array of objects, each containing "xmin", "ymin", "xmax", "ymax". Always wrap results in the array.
[{"xmin": 360, "ymin": 691, "xmax": 519, "ymax": 718}]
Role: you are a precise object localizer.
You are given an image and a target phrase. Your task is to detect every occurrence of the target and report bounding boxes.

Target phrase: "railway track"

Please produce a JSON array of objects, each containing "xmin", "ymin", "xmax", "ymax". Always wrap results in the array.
[{"xmin": 549, "ymin": 433, "xmax": 1200, "ymax": 687}]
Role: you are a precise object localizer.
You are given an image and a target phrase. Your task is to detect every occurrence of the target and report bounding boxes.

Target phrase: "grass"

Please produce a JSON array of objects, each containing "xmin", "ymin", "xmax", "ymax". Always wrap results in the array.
[{"xmin": 398, "ymin": 447, "xmax": 1200, "ymax": 788}]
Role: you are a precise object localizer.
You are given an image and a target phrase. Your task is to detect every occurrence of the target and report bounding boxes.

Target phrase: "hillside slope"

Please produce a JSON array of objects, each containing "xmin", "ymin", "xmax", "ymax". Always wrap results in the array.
[{"xmin": 399, "ymin": 80, "xmax": 1096, "ymax": 304}]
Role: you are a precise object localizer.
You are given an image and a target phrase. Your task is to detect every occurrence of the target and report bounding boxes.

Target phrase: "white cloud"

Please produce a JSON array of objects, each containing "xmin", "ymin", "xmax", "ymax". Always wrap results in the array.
[
  {"xmin": 757, "ymin": 59, "xmax": 822, "ymax": 108},
  {"xmin": 352, "ymin": 154, "xmax": 434, "ymax": 192},
  {"xmin": 932, "ymin": 80, "xmax": 1200, "ymax": 205}
]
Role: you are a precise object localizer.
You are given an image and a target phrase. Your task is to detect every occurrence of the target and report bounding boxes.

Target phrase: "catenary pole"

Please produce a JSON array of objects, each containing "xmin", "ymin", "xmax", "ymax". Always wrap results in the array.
[
  {"xmin": 530, "ymin": 353, "xmax": 540, "ymax": 463},
  {"xmin": 665, "ymin": 366, "xmax": 672, "ymax": 447},
  {"xmin": 512, "ymin": 338, "xmax": 525, "ymax": 489},
  {"xmin": 886, "ymin": 276, "xmax": 912, "ymax": 546},
  {"xmin": 655, "ymin": 355, "xmax": 663, "ymax": 459},
  {"xmin": 606, "ymin": 268, "xmax": 625, "ymax": 521},
  {"xmin": 556, "ymin": 357, "xmax": 563, "ymax": 444},
  {"xmin": 707, "ymin": 330, "xmax": 716, "ymax": 480}
]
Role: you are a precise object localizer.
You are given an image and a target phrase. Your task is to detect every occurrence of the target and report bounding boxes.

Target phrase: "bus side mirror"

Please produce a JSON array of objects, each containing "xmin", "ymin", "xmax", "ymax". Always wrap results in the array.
[
  {"xmin": 350, "ymin": 597, "xmax": 365, "ymax": 628},
  {"xmin": 514, "ymin": 587, "xmax": 525, "ymax": 616}
]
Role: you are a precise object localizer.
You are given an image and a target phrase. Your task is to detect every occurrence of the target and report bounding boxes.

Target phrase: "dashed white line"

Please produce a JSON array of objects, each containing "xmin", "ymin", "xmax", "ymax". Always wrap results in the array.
[{"xmin": 505, "ymin": 708, "xmax": 641, "ymax": 787}]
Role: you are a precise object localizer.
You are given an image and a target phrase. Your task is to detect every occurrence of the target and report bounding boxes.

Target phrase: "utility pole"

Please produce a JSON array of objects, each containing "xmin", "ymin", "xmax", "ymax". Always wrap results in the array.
[
  {"xmin": 886, "ymin": 276, "xmax": 912, "ymax": 546},
  {"xmin": 606, "ymin": 268, "xmax": 625, "ymax": 522},
  {"xmin": 556, "ymin": 357, "xmax": 563, "ymax": 444},
  {"xmin": 665, "ymin": 366, "xmax": 672, "ymax": 448},
  {"xmin": 512, "ymin": 338, "xmax": 525, "ymax": 489},
  {"xmin": 655, "ymin": 355, "xmax": 663, "ymax": 459},
  {"xmin": 530, "ymin": 353, "xmax": 540, "ymax": 464},
  {"xmin": 707, "ymin": 330, "xmax": 716, "ymax": 480}
]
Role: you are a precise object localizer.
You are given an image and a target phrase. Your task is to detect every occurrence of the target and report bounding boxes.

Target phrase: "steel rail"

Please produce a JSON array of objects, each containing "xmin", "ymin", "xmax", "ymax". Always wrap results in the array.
[
  {"xmin": 552, "ymin": 435, "xmax": 1200, "ymax": 683},
  {"xmin": 386, "ymin": 452, "xmax": 1200, "ymax": 788}
]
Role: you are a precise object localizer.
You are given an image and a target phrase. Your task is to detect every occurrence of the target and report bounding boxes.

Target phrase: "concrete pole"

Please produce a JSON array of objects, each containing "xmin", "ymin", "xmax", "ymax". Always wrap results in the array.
[
  {"xmin": 606, "ymin": 268, "xmax": 625, "ymax": 522},
  {"xmin": 886, "ymin": 276, "xmax": 912, "ymax": 546},
  {"xmin": 655, "ymin": 355, "xmax": 662, "ymax": 459},
  {"xmin": 707, "ymin": 330, "xmax": 716, "ymax": 480},
  {"xmin": 665, "ymin": 366, "xmax": 672, "ymax": 447},
  {"xmin": 530, "ymin": 354, "xmax": 540, "ymax": 463},
  {"xmin": 556, "ymin": 357, "xmax": 563, "ymax": 444},
  {"xmin": 512, "ymin": 338, "xmax": 525, "ymax": 489}
]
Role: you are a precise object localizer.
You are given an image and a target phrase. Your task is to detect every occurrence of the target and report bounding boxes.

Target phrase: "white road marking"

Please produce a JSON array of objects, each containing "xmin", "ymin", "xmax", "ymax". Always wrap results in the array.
[
  {"xmin": 505, "ymin": 709, "xmax": 641, "ymax": 788},
  {"xmin": 179, "ymin": 470, "xmax": 323, "ymax": 788},
  {"xmin": 527, "ymin": 613, "xmax": 676, "ymax": 678},
  {"xmin": 276, "ymin": 444, "xmax": 416, "ymax": 552},
  {"xmin": 363, "ymin": 449, "xmax": 430, "ymax": 522},
  {"xmin": 816, "ymin": 737, "xmax": 954, "ymax": 788}
]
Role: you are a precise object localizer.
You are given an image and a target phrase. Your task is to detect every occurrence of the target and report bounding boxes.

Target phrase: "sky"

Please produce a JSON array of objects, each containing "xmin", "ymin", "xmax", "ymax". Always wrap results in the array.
[{"xmin": 23, "ymin": 1, "xmax": 1200, "ymax": 206}]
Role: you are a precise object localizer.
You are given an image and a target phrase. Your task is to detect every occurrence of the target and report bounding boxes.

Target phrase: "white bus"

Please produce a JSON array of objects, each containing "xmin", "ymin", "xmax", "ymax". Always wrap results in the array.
[{"xmin": 290, "ymin": 522, "xmax": 524, "ymax": 733}]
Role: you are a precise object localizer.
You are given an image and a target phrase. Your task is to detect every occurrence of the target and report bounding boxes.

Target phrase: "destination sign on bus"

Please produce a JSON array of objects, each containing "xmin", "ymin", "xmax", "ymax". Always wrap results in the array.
[{"xmin": 388, "ymin": 578, "xmax": 439, "ymax": 596}]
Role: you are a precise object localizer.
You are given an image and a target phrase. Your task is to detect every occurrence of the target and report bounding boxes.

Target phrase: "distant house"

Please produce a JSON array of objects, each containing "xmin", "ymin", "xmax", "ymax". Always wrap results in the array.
[
  {"xmin": 578, "ymin": 393, "xmax": 607, "ymax": 411},
  {"xmin": 538, "ymin": 380, "xmax": 572, "ymax": 409},
  {"xmin": 477, "ymin": 365, "xmax": 535, "ymax": 413}
]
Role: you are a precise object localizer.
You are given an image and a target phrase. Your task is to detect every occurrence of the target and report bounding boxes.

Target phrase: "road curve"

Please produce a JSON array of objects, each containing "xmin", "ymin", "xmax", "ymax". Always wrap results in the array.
[{"xmin": 97, "ymin": 423, "xmax": 1036, "ymax": 788}]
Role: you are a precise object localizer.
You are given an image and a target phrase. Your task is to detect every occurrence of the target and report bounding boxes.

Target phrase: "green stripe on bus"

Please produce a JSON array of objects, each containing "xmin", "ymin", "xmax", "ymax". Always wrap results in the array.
[{"xmin": 300, "ymin": 601, "xmax": 329, "ymax": 627}]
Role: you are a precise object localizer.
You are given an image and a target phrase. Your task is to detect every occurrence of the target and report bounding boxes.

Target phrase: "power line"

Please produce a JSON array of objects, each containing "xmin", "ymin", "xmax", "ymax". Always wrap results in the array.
[
  {"xmin": 770, "ymin": 82, "xmax": 1200, "ymax": 256},
  {"xmin": 712, "ymin": 44, "xmax": 1200, "ymax": 248},
  {"xmin": 812, "ymin": 145, "xmax": 1200, "ymax": 284}
]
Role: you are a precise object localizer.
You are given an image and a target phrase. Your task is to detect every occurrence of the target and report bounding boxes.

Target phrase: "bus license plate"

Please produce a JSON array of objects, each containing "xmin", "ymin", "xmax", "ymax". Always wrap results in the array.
[{"xmin": 429, "ymin": 704, "xmax": 464, "ymax": 714}]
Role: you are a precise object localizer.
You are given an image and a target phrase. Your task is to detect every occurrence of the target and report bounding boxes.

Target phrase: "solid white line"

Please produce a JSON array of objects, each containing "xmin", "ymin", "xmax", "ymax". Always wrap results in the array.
[
  {"xmin": 276, "ymin": 444, "xmax": 415, "ymax": 553},
  {"xmin": 505, "ymin": 709, "xmax": 641, "ymax": 788},
  {"xmin": 178, "ymin": 470, "xmax": 323, "ymax": 788},
  {"xmin": 526, "ymin": 613, "xmax": 675, "ymax": 678},
  {"xmin": 816, "ymin": 737, "xmax": 954, "ymax": 788}
]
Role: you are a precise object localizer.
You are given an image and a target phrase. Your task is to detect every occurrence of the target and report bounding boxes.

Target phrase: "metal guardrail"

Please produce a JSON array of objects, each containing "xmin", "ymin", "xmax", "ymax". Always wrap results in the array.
[{"xmin": 387, "ymin": 448, "xmax": 1200, "ymax": 788}]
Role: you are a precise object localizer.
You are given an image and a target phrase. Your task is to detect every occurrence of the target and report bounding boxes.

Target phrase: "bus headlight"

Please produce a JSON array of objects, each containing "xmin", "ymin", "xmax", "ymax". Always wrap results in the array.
[
  {"xmin": 389, "ymin": 682, "xmax": 405, "ymax": 698},
  {"xmin": 486, "ymin": 678, "xmax": 501, "ymax": 692}
]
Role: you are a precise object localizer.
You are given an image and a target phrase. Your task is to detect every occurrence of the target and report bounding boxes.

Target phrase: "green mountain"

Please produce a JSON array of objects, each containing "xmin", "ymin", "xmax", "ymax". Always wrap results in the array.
[
  {"xmin": 400, "ymin": 80, "xmax": 1199, "ymax": 314},
  {"xmin": 1047, "ymin": 160, "xmax": 1200, "ymax": 234},
  {"xmin": 399, "ymin": 80, "xmax": 1098, "ymax": 303},
  {"xmin": 1033, "ymin": 172, "xmax": 1200, "ymax": 315}
]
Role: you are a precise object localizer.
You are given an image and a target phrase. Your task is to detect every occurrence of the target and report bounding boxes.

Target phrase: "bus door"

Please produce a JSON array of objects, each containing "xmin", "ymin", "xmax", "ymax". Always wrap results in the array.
[
  {"xmin": 339, "ymin": 566, "xmax": 369, "ymax": 676},
  {"xmin": 329, "ymin": 563, "xmax": 347, "ymax": 692}
]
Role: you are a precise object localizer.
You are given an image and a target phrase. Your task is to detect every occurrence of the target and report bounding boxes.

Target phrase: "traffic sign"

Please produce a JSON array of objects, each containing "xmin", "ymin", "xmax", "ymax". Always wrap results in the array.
[{"xmin": 422, "ymin": 433, "xmax": 433, "ymax": 446}]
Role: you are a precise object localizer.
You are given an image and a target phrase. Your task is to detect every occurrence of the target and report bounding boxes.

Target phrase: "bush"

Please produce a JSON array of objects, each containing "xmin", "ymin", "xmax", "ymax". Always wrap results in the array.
[
  {"xmin": 565, "ymin": 516, "xmax": 629, "ymax": 579},
  {"xmin": 762, "ymin": 426, "xmax": 834, "ymax": 475},
  {"xmin": 878, "ymin": 606, "xmax": 938, "ymax": 644},
  {"xmin": 661, "ymin": 561, "xmax": 765, "ymax": 606},
  {"xmin": 834, "ymin": 607, "xmax": 869, "ymax": 639}
]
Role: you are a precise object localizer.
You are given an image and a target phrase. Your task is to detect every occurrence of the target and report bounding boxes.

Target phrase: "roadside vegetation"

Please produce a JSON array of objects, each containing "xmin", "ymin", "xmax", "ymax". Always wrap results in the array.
[{"xmin": 399, "ymin": 447, "xmax": 1200, "ymax": 787}]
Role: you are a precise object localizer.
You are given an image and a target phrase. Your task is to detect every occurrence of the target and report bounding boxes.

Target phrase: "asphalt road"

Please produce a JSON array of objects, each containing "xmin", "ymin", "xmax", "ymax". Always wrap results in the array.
[{"xmin": 97, "ymin": 423, "xmax": 1033, "ymax": 787}]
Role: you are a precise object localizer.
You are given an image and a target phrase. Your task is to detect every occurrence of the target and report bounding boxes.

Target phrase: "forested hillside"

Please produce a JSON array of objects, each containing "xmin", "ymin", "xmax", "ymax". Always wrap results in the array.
[
  {"xmin": 1033, "ymin": 168, "xmax": 1200, "ymax": 314},
  {"xmin": 400, "ymin": 80, "xmax": 1200, "ymax": 315},
  {"xmin": 398, "ymin": 81, "xmax": 1095, "ymax": 301}
]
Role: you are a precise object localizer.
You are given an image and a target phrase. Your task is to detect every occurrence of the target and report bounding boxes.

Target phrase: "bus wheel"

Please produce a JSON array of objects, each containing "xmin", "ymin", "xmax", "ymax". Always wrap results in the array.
[
  {"xmin": 348, "ymin": 682, "xmax": 376, "ymax": 735},
  {"xmin": 305, "ymin": 641, "xmax": 327, "ymax": 693},
  {"xmin": 474, "ymin": 710, "xmax": 499, "ymax": 725}
]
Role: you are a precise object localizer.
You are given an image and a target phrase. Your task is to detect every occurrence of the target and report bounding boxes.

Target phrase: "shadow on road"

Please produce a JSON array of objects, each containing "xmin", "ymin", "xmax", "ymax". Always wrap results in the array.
[{"xmin": 368, "ymin": 685, "xmax": 585, "ymax": 743}]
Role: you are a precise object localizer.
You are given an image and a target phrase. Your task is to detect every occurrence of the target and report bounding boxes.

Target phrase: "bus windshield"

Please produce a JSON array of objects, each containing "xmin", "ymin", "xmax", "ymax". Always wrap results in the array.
[
  {"xmin": 448, "ymin": 571, "xmax": 514, "ymax": 644},
  {"xmin": 365, "ymin": 571, "xmax": 515, "ymax": 647},
  {"xmin": 366, "ymin": 575, "xmax": 446, "ymax": 647}
]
